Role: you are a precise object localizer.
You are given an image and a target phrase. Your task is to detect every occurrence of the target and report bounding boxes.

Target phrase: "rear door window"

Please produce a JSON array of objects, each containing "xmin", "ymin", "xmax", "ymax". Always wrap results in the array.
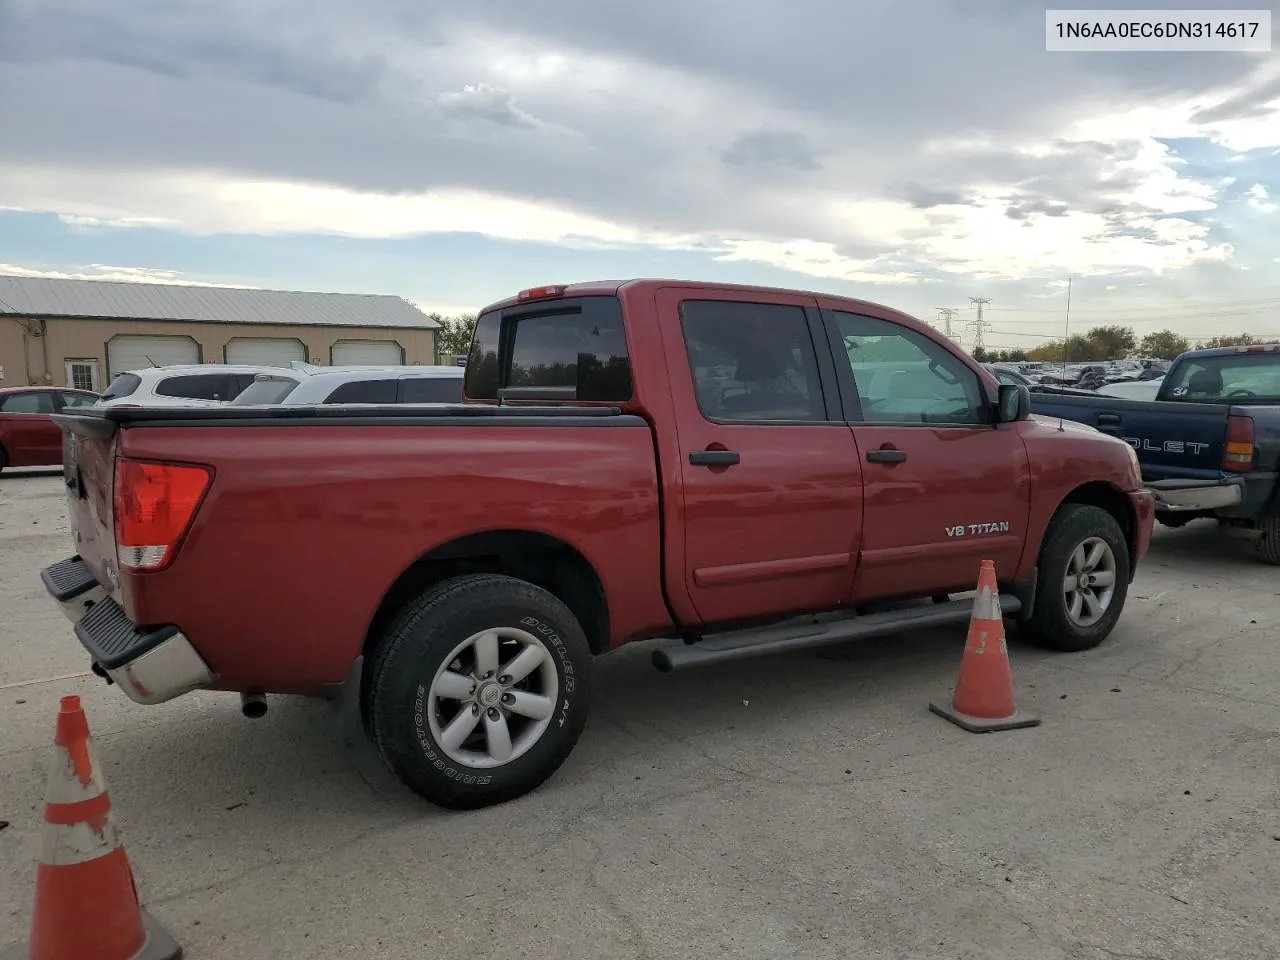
[
  {"xmin": 397, "ymin": 376, "xmax": 464, "ymax": 403},
  {"xmin": 679, "ymin": 300, "xmax": 825, "ymax": 422},
  {"xmin": 154, "ymin": 374, "xmax": 234, "ymax": 400},
  {"xmin": 324, "ymin": 379, "xmax": 398, "ymax": 403},
  {"xmin": 466, "ymin": 296, "xmax": 632, "ymax": 402}
]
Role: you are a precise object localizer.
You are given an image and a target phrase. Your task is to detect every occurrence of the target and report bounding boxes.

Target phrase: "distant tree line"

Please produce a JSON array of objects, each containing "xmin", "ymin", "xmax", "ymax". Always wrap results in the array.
[
  {"xmin": 969, "ymin": 327, "xmax": 1266, "ymax": 364},
  {"xmin": 430, "ymin": 313, "xmax": 478, "ymax": 360}
]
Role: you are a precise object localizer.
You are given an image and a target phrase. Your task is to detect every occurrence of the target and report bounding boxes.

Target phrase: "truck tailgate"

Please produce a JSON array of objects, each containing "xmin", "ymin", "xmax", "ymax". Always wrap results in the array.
[
  {"xmin": 56, "ymin": 414, "xmax": 121, "ymax": 602},
  {"xmin": 1030, "ymin": 393, "xmax": 1231, "ymax": 480}
]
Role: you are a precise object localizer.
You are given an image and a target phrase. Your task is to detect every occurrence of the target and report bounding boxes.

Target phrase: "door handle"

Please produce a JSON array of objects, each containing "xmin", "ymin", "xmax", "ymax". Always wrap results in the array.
[
  {"xmin": 1097, "ymin": 413, "xmax": 1122, "ymax": 425},
  {"xmin": 866, "ymin": 448, "xmax": 908, "ymax": 464},
  {"xmin": 689, "ymin": 450, "xmax": 740, "ymax": 467}
]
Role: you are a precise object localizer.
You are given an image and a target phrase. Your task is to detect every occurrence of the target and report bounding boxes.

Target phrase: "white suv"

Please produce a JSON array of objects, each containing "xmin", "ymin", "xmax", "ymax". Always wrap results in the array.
[
  {"xmin": 230, "ymin": 363, "xmax": 464, "ymax": 406},
  {"xmin": 98, "ymin": 365, "xmax": 283, "ymax": 408}
]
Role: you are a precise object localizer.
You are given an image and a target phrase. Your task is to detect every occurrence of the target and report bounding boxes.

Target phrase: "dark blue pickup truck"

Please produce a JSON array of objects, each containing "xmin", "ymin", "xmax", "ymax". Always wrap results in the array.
[{"xmin": 1030, "ymin": 344, "xmax": 1280, "ymax": 563}]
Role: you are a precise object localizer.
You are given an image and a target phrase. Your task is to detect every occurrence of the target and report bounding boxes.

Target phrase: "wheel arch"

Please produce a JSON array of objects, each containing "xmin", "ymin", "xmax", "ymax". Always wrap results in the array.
[
  {"xmin": 1054, "ymin": 481, "xmax": 1138, "ymax": 575},
  {"xmin": 363, "ymin": 529, "xmax": 611, "ymax": 664}
]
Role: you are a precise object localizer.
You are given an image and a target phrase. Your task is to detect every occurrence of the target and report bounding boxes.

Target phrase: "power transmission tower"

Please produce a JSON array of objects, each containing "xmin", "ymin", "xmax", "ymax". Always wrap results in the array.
[
  {"xmin": 935, "ymin": 308, "xmax": 959, "ymax": 339},
  {"xmin": 967, "ymin": 297, "xmax": 992, "ymax": 351}
]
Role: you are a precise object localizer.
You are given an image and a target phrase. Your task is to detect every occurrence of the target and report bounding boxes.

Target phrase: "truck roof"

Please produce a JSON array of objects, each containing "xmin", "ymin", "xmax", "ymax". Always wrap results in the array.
[
  {"xmin": 478, "ymin": 278, "xmax": 921, "ymax": 320},
  {"xmin": 1177, "ymin": 343, "xmax": 1280, "ymax": 360}
]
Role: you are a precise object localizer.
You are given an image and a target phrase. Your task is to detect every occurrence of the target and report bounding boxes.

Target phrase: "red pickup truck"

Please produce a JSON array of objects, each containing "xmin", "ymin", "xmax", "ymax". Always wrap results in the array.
[{"xmin": 42, "ymin": 280, "xmax": 1154, "ymax": 809}]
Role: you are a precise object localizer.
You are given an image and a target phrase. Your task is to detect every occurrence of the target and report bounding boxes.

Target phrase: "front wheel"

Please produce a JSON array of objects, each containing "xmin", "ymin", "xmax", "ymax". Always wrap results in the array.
[
  {"xmin": 367, "ymin": 573, "xmax": 593, "ymax": 810},
  {"xmin": 1021, "ymin": 504, "xmax": 1130, "ymax": 652}
]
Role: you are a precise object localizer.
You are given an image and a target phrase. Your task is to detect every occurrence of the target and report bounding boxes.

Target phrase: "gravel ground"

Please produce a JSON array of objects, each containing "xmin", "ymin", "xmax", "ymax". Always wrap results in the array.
[{"xmin": 2, "ymin": 467, "xmax": 1278, "ymax": 960}]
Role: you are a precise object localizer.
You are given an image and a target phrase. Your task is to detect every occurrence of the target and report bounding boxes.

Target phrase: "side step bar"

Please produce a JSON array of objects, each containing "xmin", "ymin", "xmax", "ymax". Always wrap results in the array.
[{"xmin": 652, "ymin": 594, "xmax": 1023, "ymax": 672}]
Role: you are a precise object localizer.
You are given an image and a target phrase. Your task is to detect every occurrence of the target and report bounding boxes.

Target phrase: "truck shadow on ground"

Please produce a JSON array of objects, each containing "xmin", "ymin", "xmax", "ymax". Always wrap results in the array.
[
  {"xmin": 1145, "ymin": 520, "xmax": 1274, "ymax": 577},
  {"xmin": 97, "ymin": 614, "xmax": 1055, "ymax": 831}
]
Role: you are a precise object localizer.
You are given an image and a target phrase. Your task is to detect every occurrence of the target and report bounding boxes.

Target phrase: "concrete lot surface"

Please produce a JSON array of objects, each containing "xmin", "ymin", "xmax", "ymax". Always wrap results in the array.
[{"xmin": 2, "ymin": 468, "xmax": 1278, "ymax": 960}]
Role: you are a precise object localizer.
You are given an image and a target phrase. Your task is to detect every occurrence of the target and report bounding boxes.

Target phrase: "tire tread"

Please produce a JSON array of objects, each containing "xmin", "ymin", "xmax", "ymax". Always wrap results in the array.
[
  {"xmin": 1022, "ymin": 503, "xmax": 1130, "ymax": 652},
  {"xmin": 367, "ymin": 573, "xmax": 592, "ymax": 810}
]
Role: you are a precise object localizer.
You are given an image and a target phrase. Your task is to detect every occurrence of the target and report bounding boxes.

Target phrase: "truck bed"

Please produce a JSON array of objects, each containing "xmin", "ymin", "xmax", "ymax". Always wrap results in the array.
[
  {"xmin": 56, "ymin": 403, "xmax": 672, "ymax": 691},
  {"xmin": 1029, "ymin": 391, "xmax": 1234, "ymax": 481}
]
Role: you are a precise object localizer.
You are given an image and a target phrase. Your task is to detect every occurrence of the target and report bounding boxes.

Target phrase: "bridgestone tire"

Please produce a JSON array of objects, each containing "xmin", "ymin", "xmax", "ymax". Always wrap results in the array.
[
  {"xmin": 1022, "ymin": 504, "xmax": 1130, "ymax": 653},
  {"xmin": 367, "ymin": 573, "xmax": 593, "ymax": 810},
  {"xmin": 1255, "ymin": 516, "xmax": 1280, "ymax": 565}
]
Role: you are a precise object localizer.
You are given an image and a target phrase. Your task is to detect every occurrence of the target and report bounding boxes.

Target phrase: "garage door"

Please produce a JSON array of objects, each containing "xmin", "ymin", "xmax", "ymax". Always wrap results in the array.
[
  {"xmin": 107, "ymin": 335, "xmax": 200, "ymax": 378},
  {"xmin": 330, "ymin": 340, "xmax": 404, "ymax": 366},
  {"xmin": 224, "ymin": 337, "xmax": 307, "ymax": 366}
]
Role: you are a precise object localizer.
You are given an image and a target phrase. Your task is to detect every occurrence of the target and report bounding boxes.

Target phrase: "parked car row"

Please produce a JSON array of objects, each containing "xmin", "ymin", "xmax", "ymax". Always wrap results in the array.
[
  {"xmin": 40, "ymin": 278, "xmax": 1155, "ymax": 812},
  {"xmin": 0, "ymin": 363, "xmax": 464, "ymax": 472}
]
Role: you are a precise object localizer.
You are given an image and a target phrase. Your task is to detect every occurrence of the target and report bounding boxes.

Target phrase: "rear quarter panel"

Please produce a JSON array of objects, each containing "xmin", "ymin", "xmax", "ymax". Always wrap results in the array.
[{"xmin": 115, "ymin": 421, "xmax": 667, "ymax": 691}]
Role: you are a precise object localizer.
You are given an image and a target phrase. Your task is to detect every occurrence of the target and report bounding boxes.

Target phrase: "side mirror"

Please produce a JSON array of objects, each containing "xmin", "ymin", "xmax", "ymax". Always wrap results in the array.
[{"xmin": 996, "ymin": 383, "xmax": 1030, "ymax": 423}]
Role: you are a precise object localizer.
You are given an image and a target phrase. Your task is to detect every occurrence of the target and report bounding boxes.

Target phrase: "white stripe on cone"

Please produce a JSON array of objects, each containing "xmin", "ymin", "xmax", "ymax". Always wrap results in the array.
[
  {"xmin": 970, "ymin": 584, "xmax": 1002, "ymax": 622},
  {"xmin": 39, "ymin": 813, "xmax": 122, "ymax": 866},
  {"xmin": 44, "ymin": 740, "xmax": 108, "ymax": 805}
]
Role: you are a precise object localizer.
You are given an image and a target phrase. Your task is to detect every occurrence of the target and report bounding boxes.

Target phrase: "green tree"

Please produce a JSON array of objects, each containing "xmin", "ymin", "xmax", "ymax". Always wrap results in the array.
[
  {"xmin": 1196, "ymin": 333, "xmax": 1257, "ymax": 349},
  {"xmin": 971, "ymin": 346, "xmax": 990, "ymax": 362},
  {"xmin": 1062, "ymin": 334, "xmax": 1095, "ymax": 362},
  {"xmin": 1084, "ymin": 325, "xmax": 1136, "ymax": 359},
  {"xmin": 433, "ymin": 313, "xmax": 478, "ymax": 358},
  {"xmin": 1139, "ymin": 330, "xmax": 1190, "ymax": 359}
]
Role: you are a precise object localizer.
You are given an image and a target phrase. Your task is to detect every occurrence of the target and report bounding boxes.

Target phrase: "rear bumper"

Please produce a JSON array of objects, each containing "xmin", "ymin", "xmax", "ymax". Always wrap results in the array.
[
  {"xmin": 1145, "ymin": 476, "xmax": 1244, "ymax": 513},
  {"xmin": 40, "ymin": 556, "xmax": 212, "ymax": 705}
]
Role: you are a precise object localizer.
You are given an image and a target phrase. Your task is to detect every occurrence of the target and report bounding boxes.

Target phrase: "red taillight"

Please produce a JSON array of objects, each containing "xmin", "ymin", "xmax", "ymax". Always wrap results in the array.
[
  {"xmin": 516, "ymin": 285, "xmax": 566, "ymax": 302},
  {"xmin": 1235, "ymin": 344, "xmax": 1280, "ymax": 353},
  {"xmin": 1223, "ymin": 415, "xmax": 1255, "ymax": 473},
  {"xmin": 113, "ymin": 460, "xmax": 211, "ymax": 571}
]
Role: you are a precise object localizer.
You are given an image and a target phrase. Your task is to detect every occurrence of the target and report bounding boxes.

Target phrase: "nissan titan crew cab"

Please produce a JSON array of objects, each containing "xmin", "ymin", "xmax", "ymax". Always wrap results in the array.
[{"xmin": 42, "ymin": 279, "xmax": 1155, "ymax": 809}]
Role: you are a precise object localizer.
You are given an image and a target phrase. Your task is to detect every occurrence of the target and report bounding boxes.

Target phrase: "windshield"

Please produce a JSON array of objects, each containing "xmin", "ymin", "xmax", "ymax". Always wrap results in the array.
[
  {"xmin": 1162, "ymin": 353, "xmax": 1280, "ymax": 403},
  {"xmin": 231, "ymin": 376, "xmax": 300, "ymax": 405}
]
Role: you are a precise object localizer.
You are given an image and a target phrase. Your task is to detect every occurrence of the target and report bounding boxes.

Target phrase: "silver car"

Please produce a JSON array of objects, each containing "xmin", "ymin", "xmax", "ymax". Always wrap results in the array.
[{"xmin": 229, "ymin": 362, "xmax": 464, "ymax": 406}]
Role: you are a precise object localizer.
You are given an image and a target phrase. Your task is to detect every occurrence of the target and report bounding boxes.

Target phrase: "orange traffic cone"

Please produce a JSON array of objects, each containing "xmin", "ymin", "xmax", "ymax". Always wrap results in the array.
[
  {"xmin": 0, "ymin": 696, "xmax": 182, "ymax": 960},
  {"xmin": 929, "ymin": 560, "xmax": 1040, "ymax": 733}
]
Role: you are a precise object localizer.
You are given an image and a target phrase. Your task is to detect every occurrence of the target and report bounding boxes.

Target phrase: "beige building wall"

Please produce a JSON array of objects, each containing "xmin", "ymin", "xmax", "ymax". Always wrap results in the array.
[{"xmin": 0, "ymin": 316, "xmax": 437, "ymax": 388}]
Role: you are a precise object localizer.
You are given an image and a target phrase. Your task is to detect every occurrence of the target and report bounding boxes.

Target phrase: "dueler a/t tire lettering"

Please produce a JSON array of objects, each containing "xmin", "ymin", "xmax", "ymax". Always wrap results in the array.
[
  {"xmin": 1022, "ymin": 503, "xmax": 1130, "ymax": 652},
  {"xmin": 367, "ymin": 573, "xmax": 593, "ymax": 810}
]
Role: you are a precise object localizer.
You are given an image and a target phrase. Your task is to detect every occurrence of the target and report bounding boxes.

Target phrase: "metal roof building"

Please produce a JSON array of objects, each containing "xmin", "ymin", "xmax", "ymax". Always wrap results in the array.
[{"xmin": 0, "ymin": 275, "xmax": 440, "ymax": 391}]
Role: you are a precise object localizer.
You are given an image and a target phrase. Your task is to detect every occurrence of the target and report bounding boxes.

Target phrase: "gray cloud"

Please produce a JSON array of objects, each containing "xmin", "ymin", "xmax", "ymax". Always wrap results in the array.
[
  {"xmin": 0, "ymin": 0, "xmax": 1271, "ymax": 300},
  {"xmin": 900, "ymin": 184, "xmax": 974, "ymax": 209},
  {"xmin": 437, "ymin": 83, "xmax": 541, "ymax": 129},
  {"xmin": 719, "ymin": 128, "xmax": 820, "ymax": 171},
  {"xmin": 1190, "ymin": 74, "xmax": 1280, "ymax": 124}
]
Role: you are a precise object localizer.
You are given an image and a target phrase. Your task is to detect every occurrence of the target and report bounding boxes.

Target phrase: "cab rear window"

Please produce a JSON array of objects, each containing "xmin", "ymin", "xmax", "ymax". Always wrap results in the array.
[
  {"xmin": 1164, "ymin": 354, "xmax": 1280, "ymax": 403},
  {"xmin": 465, "ymin": 295, "xmax": 632, "ymax": 402}
]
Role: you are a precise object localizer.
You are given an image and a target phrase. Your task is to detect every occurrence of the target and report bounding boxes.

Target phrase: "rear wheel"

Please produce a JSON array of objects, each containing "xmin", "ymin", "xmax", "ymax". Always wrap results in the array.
[
  {"xmin": 1254, "ymin": 516, "xmax": 1280, "ymax": 565},
  {"xmin": 367, "ymin": 573, "xmax": 592, "ymax": 810},
  {"xmin": 0, "ymin": 445, "xmax": 7, "ymax": 474},
  {"xmin": 1022, "ymin": 504, "xmax": 1130, "ymax": 652}
]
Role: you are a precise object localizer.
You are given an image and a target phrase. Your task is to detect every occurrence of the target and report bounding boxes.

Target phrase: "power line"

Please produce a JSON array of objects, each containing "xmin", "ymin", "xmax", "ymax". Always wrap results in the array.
[
  {"xmin": 935, "ymin": 307, "xmax": 959, "ymax": 338},
  {"xmin": 967, "ymin": 297, "xmax": 991, "ymax": 350}
]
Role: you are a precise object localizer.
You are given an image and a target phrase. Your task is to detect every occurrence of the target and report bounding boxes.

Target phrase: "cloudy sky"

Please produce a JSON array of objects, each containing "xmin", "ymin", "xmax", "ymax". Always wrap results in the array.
[{"xmin": 0, "ymin": 0, "xmax": 1277, "ymax": 350}]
